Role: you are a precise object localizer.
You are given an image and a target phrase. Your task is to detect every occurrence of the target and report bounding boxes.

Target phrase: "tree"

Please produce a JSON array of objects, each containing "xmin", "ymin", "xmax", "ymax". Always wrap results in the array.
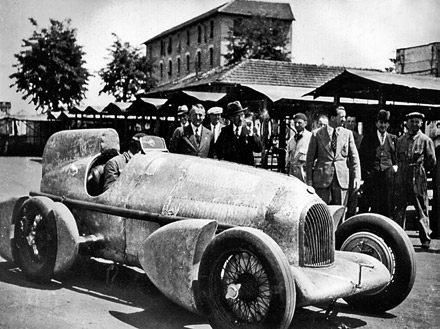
[
  {"xmin": 99, "ymin": 34, "xmax": 156, "ymax": 102},
  {"xmin": 224, "ymin": 15, "xmax": 291, "ymax": 65},
  {"xmin": 9, "ymin": 18, "xmax": 90, "ymax": 112}
]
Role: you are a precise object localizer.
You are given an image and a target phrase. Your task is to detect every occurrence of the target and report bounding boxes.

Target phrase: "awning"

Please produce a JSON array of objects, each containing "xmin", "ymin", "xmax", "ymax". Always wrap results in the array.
[
  {"xmin": 181, "ymin": 90, "xmax": 226, "ymax": 102},
  {"xmin": 103, "ymin": 102, "xmax": 132, "ymax": 114},
  {"xmin": 306, "ymin": 69, "xmax": 440, "ymax": 105},
  {"xmin": 242, "ymin": 84, "xmax": 333, "ymax": 102},
  {"xmin": 138, "ymin": 97, "xmax": 167, "ymax": 108}
]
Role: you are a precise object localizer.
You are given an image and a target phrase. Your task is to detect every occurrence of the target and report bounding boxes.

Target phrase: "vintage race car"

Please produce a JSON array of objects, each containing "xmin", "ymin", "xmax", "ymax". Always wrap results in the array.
[{"xmin": 0, "ymin": 128, "xmax": 415, "ymax": 329}]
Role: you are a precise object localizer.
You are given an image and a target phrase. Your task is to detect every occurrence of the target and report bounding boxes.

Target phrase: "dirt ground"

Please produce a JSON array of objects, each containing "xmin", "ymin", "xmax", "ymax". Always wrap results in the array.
[{"xmin": 0, "ymin": 157, "xmax": 439, "ymax": 329}]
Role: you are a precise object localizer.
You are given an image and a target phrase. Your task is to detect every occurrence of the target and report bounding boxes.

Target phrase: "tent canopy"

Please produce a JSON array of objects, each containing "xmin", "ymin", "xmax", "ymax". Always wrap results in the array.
[{"xmin": 306, "ymin": 69, "xmax": 440, "ymax": 105}]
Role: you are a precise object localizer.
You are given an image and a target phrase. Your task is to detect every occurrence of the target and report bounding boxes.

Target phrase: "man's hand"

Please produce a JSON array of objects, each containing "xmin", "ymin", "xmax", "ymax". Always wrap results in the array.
[{"xmin": 353, "ymin": 178, "xmax": 361, "ymax": 190}]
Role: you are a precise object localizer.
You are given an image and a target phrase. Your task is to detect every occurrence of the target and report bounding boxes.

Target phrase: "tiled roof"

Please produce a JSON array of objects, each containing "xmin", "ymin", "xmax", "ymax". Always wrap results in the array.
[
  {"xmin": 149, "ymin": 59, "xmax": 348, "ymax": 93},
  {"xmin": 144, "ymin": 0, "xmax": 293, "ymax": 44},
  {"xmin": 219, "ymin": 0, "xmax": 294, "ymax": 20}
]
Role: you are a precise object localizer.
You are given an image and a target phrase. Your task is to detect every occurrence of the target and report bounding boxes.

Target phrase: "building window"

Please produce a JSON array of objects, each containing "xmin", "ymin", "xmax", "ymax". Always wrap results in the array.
[
  {"xmin": 186, "ymin": 54, "xmax": 190, "ymax": 72},
  {"xmin": 209, "ymin": 47, "xmax": 214, "ymax": 66},
  {"xmin": 186, "ymin": 30, "xmax": 190, "ymax": 46},
  {"xmin": 210, "ymin": 21, "xmax": 214, "ymax": 38},
  {"xmin": 148, "ymin": 44, "xmax": 153, "ymax": 59},
  {"xmin": 197, "ymin": 26, "xmax": 202, "ymax": 43},
  {"xmin": 168, "ymin": 59, "xmax": 172, "ymax": 76},
  {"xmin": 196, "ymin": 51, "xmax": 201, "ymax": 70},
  {"xmin": 177, "ymin": 34, "xmax": 181, "ymax": 53},
  {"xmin": 160, "ymin": 40, "xmax": 165, "ymax": 56},
  {"xmin": 160, "ymin": 62, "xmax": 163, "ymax": 77},
  {"xmin": 177, "ymin": 57, "xmax": 181, "ymax": 75},
  {"xmin": 167, "ymin": 37, "xmax": 172, "ymax": 54}
]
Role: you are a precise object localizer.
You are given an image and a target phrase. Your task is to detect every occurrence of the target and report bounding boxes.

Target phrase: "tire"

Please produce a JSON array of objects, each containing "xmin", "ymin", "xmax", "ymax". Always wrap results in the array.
[
  {"xmin": 197, "ymin": 227, "xmax": 296, "ymax": 329},
  {"xmin": 335, "ymin": 213, "xmax": 416, "ymax": 313},
  {"xmin": 11, "ymin": 197, "xmax": 58, "ymax": 283}
]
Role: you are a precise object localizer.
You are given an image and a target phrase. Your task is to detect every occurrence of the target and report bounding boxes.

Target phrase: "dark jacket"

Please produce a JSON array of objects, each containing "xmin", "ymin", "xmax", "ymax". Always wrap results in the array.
[
  {"xmin": 169, "ymin": 124, "xmax": 214, "ymax": 158},
  {"xmin": 215, "ymin": 124, "xmax": 262, "ymax": 166},
  {"xmin": 359, "ymin": 131, "xmax": 397, "ymax": 178}
]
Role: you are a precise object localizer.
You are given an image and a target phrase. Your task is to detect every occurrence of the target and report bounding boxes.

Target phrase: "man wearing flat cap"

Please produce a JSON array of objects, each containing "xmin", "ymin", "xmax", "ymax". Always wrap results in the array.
[
  {"xmin": 166, "ymin": 105, "xmax": 189, "ymax": 145},
  {"xmin": 103, "ymin": 133, "xmax": 147, "ymax": 191},
  {"xmin": 394, "ymin": 112, "xmax": 436, "ymax": 249},
  {"xmin": 285, "ymin": 112, "xmax": 312, "ymax": 182},
  {"xmin": 206, "ymin": 106, "xmax": 224, "ymax": 143},
  {"xmin": 169, "ymin": 104, "xmax": 214, "ymax": 158},
  {"xmin": 358, "ymin": 109, "xmax": 397, "ymax": 217},
  {"xmin": 216, "ymin": 101, "xmax": 262, "ymax": 166}
]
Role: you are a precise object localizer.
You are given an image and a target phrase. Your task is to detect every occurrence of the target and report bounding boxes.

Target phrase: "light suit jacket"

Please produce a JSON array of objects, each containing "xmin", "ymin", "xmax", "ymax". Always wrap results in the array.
[
  {"xmin": 286, "ymin": 129, "xmax": 312, "ymax": 182},
  {"xmin": 306, "ymin": 126, "xmax": 360, "ymax": 189},
  {"xmin": 169, "ymin": 124, "xmax": 214, "ymax": 158}
]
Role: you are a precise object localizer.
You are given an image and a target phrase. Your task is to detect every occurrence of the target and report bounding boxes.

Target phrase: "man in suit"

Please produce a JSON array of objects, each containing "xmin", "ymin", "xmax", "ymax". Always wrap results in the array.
[
  {"xmin": 306, "ymin": 105, "xmax": 361, "ymax": 206},
  {"xmin": 206, "ymin": 106, "xmax": 224, "ymax": 143},
  {"xmin": 344, "ymin": 115, "xmax": 363, "ymax": 218},
  {"xmin": 216, "ymin": 101, "xmax": 262, "ymax": 166},
  {"xmin": 166, "ymin": 105, "xmax": 189, "ymax": 145},
  {"xmin": 285, "ymin": 112, "xmax": 312, "ymax": 182},
  {"xmin": 358, "ymin": 109, "xmax": 397, "ymax": 217},
  {"xmin": 169, "ymin": 104, "xmax": 214, "ymax": 158},
  {"xmin": 394, "ymin": 112, "xmax": 436, "ymax": 249}
]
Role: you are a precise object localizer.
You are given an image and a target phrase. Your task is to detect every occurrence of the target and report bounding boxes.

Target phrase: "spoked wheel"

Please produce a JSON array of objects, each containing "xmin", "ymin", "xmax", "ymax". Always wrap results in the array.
[
  {"xmin": 197, "ymin": 227, "xmax": 295, "ymax": 329},
  {"xmin": 336, "ymin": 213, "xmax": 416, "ymax": 313},
  {"xmin": 11, "ymin": 197, "xmax": 58, "ymax": 283}
]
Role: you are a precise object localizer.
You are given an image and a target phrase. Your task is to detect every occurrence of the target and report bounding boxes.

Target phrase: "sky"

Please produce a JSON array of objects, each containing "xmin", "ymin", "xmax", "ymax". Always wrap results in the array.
[{"xmin": 1, "ymin": 0, "xmax": 439, "ymax": 115}]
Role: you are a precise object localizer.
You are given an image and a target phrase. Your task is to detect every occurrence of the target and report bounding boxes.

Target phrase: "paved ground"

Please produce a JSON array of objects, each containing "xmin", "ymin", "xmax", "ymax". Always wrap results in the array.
[{"xmin": 0, "ymin": 157, "xmax": 439, "ymax": 328}]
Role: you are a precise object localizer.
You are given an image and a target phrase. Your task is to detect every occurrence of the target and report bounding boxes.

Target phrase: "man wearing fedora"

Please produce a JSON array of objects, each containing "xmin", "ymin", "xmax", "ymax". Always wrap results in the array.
[
  {"xmin": 166, "ymin": 105, "xmax": 189, "ymax": 145},
  {"xmin": 216, "ymin": 101, "xmax": 262, "ymax": 166},
  {"xmin": 358, "ymin": 109, "xmax": 397, "ymax": 217},
  {"xmin": 394, "ymin": 112, "xmax": 436, "ymax": 249},
  {"xmin": 169, "ymin": 104, "xmax": 214, "ymax": 158}
]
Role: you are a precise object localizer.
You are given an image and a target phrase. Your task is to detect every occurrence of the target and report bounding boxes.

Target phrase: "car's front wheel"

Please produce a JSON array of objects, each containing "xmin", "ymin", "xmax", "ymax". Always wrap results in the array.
[
  {"xmin": 335, "ymin": 213, "xmax": 416, "ymax": 313},
  {"xmin": 11, "ymin": 196, "xmax": 58, "ymax": 283},
  {"xmin": 197, "ymin": 227, "xmax": 296, "ymax": 329}
]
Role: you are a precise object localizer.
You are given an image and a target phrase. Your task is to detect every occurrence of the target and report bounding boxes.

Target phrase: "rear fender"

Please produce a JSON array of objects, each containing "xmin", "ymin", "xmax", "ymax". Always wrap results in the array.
[{"xmin": 138, "ymin": 219, "xmax": 217, "ymax": 313}]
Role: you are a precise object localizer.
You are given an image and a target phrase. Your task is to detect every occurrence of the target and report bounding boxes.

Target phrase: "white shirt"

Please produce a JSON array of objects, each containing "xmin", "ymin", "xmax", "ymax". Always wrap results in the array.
[{"xmin": 377, "ymin": 130, "xmax": 387, "ymax": 145}]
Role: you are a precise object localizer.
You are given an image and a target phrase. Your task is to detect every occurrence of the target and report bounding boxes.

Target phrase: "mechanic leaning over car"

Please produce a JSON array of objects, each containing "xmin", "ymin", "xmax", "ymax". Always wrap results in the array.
[
  {"xmin": 169, "ymin": 104, "xmax": 214, "ymax": 158},
  {"xmin": 102, "ymin": 133, "xmax": 147, "ymax": 191},
  {"xmin": 393, "ymin": 112, "xmax": 436, "ymax": 249}
]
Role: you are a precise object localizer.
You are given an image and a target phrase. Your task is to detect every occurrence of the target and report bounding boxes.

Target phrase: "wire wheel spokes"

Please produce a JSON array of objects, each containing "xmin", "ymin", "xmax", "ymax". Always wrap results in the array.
[{"xmin": 222, "ymin": 251, "xmax": 271, "ymax": 323}]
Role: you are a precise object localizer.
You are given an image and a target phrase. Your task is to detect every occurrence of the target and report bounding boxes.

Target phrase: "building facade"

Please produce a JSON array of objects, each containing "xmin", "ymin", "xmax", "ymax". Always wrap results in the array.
[
  {"xmin": 143, "ymin": 0, "xmax": 294, "ymax": 87},
  {"xmin": 395, "ymin": 42, "xmax": 440, "ymax": 77}
]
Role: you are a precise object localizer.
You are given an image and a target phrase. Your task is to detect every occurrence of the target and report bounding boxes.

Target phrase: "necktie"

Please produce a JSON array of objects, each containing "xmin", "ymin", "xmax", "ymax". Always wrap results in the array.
[
  {"xmin": 294, "ymin": 133, "xmax": 302, "ymax": 142},
  {"xmin": 331, "ymin": 129, "xmax": 337, "ymax": 153},
  {"xmin": 235, "ymin": 126, "xmax": 240, "ymax": 138},
  {"xmin": 195, "ymin": 129, "xmax": 200, "ymax": 145},
  {"xmin": 380, "ymin": 133, "xmax": 385, "ymax": 145}
]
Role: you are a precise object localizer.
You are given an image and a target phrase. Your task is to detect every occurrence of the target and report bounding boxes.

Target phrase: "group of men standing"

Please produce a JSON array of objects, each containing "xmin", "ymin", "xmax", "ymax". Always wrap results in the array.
[
  {"xmin": 168, "ymin": 101, "xmax": 262, "ymax": 166},
  {"xmin": 286, "ymin": 106, "xmax": 437, "ymax": 249}
]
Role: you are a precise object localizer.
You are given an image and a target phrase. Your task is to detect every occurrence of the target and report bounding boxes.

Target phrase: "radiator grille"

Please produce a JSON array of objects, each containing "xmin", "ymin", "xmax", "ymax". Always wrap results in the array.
[{"xmin": 302, "ymin": 203, "xmax": 334, "ymax": 267}]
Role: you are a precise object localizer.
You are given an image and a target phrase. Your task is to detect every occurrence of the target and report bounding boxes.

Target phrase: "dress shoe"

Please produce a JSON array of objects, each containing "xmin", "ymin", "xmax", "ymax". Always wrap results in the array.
[{"xmin": 421, "ymin": 241, "xmax": 430, "ymax": 249}]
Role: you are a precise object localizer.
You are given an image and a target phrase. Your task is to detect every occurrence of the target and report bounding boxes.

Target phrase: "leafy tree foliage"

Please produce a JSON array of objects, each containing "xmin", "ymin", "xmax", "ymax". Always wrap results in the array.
[
  {"xmin": 99, "ymin": 34, "xmax": 156, "ymax": 102},
  {"xmin": 225, "ymin": 15, "xmax": 291, "ymax": 65},
  {"xmin": 9, "ymin": 18, "xmax": 90, "ymax": 112}
]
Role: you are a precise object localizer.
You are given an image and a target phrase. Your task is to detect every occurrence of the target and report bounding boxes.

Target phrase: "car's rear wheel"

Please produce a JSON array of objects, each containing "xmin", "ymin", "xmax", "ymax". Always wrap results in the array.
[
  {"xmin": 335, "ymin": 213, "xmax": 416, "ymax": 313},
  {"xmin": 11, "ymin": 197, "xmax": 58, "ymax": 283},
  {"xmin": 197, "ymin": 227, "xmax": 295, "ymax": 329}
]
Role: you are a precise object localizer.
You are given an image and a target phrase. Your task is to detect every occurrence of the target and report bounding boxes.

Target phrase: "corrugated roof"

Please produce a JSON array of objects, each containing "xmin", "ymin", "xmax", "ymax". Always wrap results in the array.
[{"xmin": 144, "ymin": 0, "xmax": 293, "ymax": 44}]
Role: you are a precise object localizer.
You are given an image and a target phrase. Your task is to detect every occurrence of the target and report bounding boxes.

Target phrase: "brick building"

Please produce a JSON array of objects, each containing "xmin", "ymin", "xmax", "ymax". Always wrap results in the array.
[
  {"xmin": 395, "ymin": 42, "xmax": 440, "ymax": 77},
  {"xmin": 143, "ymin": 0, "xmax": 294, "ymax": 86}
]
